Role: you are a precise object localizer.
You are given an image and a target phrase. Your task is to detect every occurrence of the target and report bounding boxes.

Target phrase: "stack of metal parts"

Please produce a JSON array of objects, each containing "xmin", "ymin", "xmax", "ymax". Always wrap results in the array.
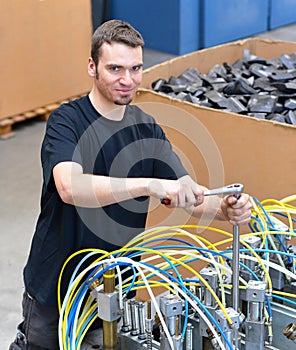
[{"xmin": 152, "ymin": 49, "xmax": 296, "ymax": 125}]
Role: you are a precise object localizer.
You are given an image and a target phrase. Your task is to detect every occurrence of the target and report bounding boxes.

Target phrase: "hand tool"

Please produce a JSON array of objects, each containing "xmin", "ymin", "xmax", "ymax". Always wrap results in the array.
[{"xmin": 160, "ymin": 183, "xmax": 244, "ymax": 205}]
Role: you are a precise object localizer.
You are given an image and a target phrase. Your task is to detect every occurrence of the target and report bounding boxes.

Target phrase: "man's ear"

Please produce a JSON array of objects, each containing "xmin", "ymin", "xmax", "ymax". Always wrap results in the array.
[{"xmin": 88, "ymin": 57, "xmax": 96, "ymax": 78}]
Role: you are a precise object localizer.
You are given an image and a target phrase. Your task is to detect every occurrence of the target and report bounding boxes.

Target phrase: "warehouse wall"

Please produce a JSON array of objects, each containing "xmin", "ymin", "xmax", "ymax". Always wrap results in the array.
[{"xmin": 102, "ymin": 0, "xmax": 296, "ymax": 54}]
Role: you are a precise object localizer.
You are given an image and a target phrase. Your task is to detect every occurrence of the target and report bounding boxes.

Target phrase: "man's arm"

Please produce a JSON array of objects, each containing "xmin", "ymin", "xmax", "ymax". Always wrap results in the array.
[
  {"xmin": 53, "ymin": 163, "xmax": 203, "ymax": 208},
  {"xmin": 53, "ymin": 162, "xmax": 150, "ymax": 207},
  {"xmin": 53, "ymin": 162, "xmax": 252, "ymax": 224}
]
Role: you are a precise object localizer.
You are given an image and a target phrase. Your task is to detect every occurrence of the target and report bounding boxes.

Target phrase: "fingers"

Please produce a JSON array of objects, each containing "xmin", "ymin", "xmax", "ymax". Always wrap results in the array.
[
  {"xmin": 224, "ymin": 193, "xmax": 252, "ymax": 225},
  {"xmin": 148, "ymin": 177, "xmax": 203, "ymax": 208}
]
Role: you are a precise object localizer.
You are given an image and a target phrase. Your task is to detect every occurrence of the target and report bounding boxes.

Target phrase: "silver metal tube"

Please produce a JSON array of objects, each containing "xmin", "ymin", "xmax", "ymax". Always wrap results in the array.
[
  {"xmin": 232, "ymin": 224, "xmax": 240, "ymax": 312},
  {"xmin": 121, "ymin": 297, "xmax": 131, "ymax": 333},
  {"xmin": 249, "ymin": 302, "xmax": 261, "ymax": 322},
  {"xmin": 167, "ymin": 316, "xmax": 176, "ymax": 336},
  {"xmin": 137, "ymin": 301, "xmax": 146, "ymax": 340},
  {"xmin": 129, "ymin": 299, "xmax": 139, "ymax": 336},
  {"xmin": 185, "ymin": 323, "xmax": 193, "ymax": 350},
  {"xmin": 232, "ymin": 224, "xmax": 240, "ymax": 350}
]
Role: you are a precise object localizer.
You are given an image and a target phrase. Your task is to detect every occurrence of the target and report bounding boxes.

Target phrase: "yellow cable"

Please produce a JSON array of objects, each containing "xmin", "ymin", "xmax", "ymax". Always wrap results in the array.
[
  {"xmin": 118, "ymin": 246, "xmax": 233, "ymax": 325},
  {"xmin": 58, "ymin": 248, "xmax": 108, "ymax": 311},
  {"xmin": 58, "ymin": 196, "xmax": 295, "ymax": 348},
  {"xmin": 124, "ymin": 226, "xmax": 229, "ymax": 305},
  {"xmin": 76, "ymin": 311, "xmax": 98, "ymax": 350},
  {"xmin": 273, "ymin": 290, "xmax": 296, "ymax": 299},
  {"xmin": 76, "ymin": 303, "xmax": 97, "ymax": 340}
]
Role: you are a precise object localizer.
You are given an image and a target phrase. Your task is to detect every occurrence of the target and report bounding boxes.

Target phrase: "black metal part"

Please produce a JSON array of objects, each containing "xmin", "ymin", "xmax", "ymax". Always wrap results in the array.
[
  {"xmin": 280, "ymin": 54, "xmax": 296, "ymax": 69},
  {"xmin": 223, "ymin": 78, "xmax": 257, "ymax": 95},
  {"xmin": 253, "ymin": 78, "xmax": 277, "ymax": 92},
  {"xmin": 284, "ymin": 98, "xmax": 296, "ymax": 109},
  {"xmin": 151, "ymin": 49, "xmax": 296, "ymax": 125},
  {"xmin": 268, "ymin": 114, "xmax": 287, "ymax": 124},
  {"xmin": 270, "ymin": 70, "xmax": 296, "ymax": 82},
  {"xmin": 249, "ymin": 113, "xmax": 266, "ymax": 119},
  {"xmin": 286, "ymin": 110, "xmax": 296, "ymax": 124}
]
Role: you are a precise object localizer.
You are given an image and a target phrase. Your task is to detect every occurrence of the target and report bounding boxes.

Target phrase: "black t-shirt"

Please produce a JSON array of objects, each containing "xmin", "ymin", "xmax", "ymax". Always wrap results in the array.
[{"xmin": 23, "ymin": 95, "xmax": 187, "ymax": 306}]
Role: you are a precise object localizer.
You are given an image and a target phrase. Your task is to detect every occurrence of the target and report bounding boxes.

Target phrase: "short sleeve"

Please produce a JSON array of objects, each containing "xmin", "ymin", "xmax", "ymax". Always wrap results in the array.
[
  {"xmin": 41, "ymin": 107, "xmax": 82, "ymax": 191},
  {"xmin": 152, "ymin": 123, "xmax": 188, "ymax": 180}
]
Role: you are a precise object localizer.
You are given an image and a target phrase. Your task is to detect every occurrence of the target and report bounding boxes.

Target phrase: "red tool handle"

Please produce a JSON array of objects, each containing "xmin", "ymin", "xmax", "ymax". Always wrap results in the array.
[{"xmin": 160, "ymin": 198, "xmax": 171, "ymax": 205}]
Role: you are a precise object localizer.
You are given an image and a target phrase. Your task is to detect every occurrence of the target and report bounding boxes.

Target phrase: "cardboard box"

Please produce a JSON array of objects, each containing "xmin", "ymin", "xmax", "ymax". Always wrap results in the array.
[
  {"xmin": 134, "ymin": 38, "xmax": 295, "ymax": 230},
  {"xmin": 0, "ymin": 0, "xmax": 93, "ymax": 120}
]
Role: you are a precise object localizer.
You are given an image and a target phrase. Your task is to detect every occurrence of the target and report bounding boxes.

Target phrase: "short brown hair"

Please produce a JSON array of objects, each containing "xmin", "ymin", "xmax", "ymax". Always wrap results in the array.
[{"xmin": 91, "ymin": 20, "xmax": 144, "ymax": 66}]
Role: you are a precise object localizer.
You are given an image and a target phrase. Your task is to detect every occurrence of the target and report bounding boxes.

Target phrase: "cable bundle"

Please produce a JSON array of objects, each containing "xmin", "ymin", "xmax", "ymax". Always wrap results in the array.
[{"xmin": 58, "ymin": 195, "xmax": 296, "ymax": 350}]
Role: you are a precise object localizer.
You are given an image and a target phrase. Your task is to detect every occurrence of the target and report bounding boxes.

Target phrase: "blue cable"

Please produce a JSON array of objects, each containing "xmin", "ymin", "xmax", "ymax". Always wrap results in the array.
[
  {"xmin": 272, "ymin": 294, "xmax": 296, "ymax": 307},
  {"xmin": 75, "ymin": 309, "xmax": 97, "ymax": 348},
  {"xmin": 249, "ymin": 214, "xmax": 265, "ymax": 232},
  {"xmin": 182, "ymin": 300, "xmax": 189, "ymax": 339},
  {"xmin": 253, "ymin": 197, "xmax": 275, "ymax": 227},
  {"xmin": 239, "ymin": 248, "xmax": 295, "ymax": 260},
  {"xmin": 271, "ymin": 212, "xmax": 296, "ymax": 225},
  {"xmin": 68, "ymin": 251, "xmax": 99, "ymax": 286},
  {"xmin": 140, "ymin": 260, "xmax": 234, "ymax": 349},
  {"xmin": 125, "ymin": 265, "xmax": 137, "ymax": 295},
  {"xmin": 265, "ymin": 295, "xmax": 272, "ymax": 319},
  {"xmin": 63, "ymin": 227, "xmax": 296, "ymax": 349}
]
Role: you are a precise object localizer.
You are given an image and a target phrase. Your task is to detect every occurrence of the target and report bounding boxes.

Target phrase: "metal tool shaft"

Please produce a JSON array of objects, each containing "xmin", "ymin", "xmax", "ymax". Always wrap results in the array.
[
  {"xmin": 231, "ymin": 190, "xmax": 243, "ymax": 349},
  {"xmin": 232, "ymin": 224, "xmax": 240, "ymax": 312}
]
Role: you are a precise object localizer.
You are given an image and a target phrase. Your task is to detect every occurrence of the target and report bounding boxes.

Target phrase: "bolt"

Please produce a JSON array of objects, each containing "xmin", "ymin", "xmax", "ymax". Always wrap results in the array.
[
  {"xmin": 121, "ymin": 298, "xmax": 131, "ymax": 333},
  {"xmin": 137, "ymin": 301, "xmax": 146, "ymax": 340},
  {"xmin": 129, "ymin": 299, "xmax": 139, "ymax": 336}
]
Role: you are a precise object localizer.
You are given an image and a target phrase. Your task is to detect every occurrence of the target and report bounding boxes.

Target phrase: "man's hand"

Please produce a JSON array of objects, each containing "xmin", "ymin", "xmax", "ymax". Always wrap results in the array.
[
  {"xmin": 148, "ymin": 175, "xmax": 204, "ymax": 208},
  {"xmin": 220, "ymin": 193, "xmax": 252, "ymax": 226}
]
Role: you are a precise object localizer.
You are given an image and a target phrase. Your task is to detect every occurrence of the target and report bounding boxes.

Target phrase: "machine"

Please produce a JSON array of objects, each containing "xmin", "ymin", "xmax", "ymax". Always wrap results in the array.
[{"xmin": 58, "ymin": 185, "xmax": 296, "ymax": 350}]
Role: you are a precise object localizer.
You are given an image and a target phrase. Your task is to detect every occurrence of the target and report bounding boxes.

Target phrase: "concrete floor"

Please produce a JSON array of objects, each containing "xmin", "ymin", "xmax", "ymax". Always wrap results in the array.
[{"xmin": 1, "ymin": 23, "xmax": 296, "ymax": 349}]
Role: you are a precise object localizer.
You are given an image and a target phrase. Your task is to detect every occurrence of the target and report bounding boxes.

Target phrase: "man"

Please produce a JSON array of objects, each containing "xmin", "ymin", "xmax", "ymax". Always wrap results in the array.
[{"xmin": 10, "ymin": 20, "xmax": 251, "ymax": 350}]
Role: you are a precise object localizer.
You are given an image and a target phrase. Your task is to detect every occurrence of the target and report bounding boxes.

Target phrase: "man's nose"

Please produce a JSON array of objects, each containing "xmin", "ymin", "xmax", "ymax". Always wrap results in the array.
[{"xmin": 119, "ymin": 69, "xmax": 133, "ymax": 85}]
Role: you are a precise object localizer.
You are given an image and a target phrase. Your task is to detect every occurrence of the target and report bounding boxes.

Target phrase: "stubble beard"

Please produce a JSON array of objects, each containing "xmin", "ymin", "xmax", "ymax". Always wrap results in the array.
[{"xmin": 114, "ymin": 96, "xmax": 133, "ymax": 105}]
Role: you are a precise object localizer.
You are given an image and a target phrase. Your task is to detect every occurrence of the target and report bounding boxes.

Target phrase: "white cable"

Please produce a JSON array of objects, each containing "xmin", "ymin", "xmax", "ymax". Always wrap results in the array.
[
  {"xmin": 71, "ymin": 284, "xmax": 89, "ymax": 350},
  {"xmin": 113, "ymin": 256, "xmax": 228, "ymax": 350},
  {"xmin": 122, "ymin": 226, "xmax": 228, "ymax": 305},
  {"xmin": 59, "ymin": 260, "xmax": 105, "ymax": 349},
  {"xmin": 60, "ymin": 248, "xmax": 295, "ymax": 349},
  {"xmin": 62, "ymin": 255, "xmax": 228, "ymax": 350},
  {"xmin": 107, "ymin": 255, "xmax": 124, "ymax": 310},
  {"xmin": 234, "ymin": 253, "xmax": 296, "ymax": 281}
]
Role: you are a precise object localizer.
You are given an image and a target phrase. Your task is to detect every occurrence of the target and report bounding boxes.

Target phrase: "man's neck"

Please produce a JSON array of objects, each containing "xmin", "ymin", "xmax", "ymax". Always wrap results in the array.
[{"xmin": 89, "ymin": 90, "xmax": 126, "ymax": 121}]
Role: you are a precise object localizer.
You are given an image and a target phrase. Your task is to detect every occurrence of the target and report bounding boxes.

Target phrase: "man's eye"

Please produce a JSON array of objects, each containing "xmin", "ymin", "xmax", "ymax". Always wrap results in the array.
[
  {"xmin": 131, "ymin": 65, "xmax": 141, "ymax": 72},
  {"xmin": 110, "ymin": 66, "xmax": 120, "ymax": 72}
]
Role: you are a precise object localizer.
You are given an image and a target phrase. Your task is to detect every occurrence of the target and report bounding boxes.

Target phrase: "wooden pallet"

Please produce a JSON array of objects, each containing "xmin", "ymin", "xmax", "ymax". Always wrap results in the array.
[{"xmin": 0, "ymin": 96, "xmax": 82, "ymax": 139}]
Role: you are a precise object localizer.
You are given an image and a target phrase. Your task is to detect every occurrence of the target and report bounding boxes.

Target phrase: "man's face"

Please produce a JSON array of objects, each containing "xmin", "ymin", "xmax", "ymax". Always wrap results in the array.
[{"xmin": 91, "ymin": 42, "xmax": 143, "ymax": 106}]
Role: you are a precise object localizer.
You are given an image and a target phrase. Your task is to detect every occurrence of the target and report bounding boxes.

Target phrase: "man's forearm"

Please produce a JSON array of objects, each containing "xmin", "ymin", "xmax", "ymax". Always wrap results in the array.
[
  {"xmin": 53, "ymin": 162, "xmax": 151, "ymax": 207},
  {"xmin": 69, "ymin": 174, "xmax": 151, "ymax": 207}
]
